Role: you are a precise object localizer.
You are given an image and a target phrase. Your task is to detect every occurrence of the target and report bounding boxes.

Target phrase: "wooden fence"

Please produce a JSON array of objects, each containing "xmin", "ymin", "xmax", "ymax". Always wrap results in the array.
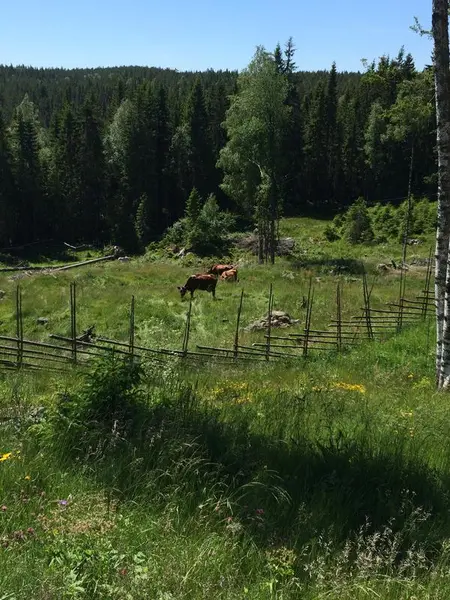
[{"xmin": 0, "ymin": 261, "xmax": 435, "ymax": 373}]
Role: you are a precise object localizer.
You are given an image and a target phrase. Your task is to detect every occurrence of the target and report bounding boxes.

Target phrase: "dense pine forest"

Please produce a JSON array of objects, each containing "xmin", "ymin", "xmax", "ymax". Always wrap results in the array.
[{"xmin": 0, "ymin": 43, "xmax": 436, "ymax": 251}]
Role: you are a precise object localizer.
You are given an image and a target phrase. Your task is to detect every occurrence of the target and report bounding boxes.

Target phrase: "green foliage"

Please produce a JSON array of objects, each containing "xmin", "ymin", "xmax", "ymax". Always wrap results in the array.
[
  {"xmin": 135, "ymin": 193, "xmax": 152, "ymax": 248},
  {"xmin": 0, "ymin": 50, "xmax": 439, "ymax": 250},
  {"xmin": 185, "ymin": 187, "xmax": 203, "ymax": 225},
  {"xmin": 49, "ymin": 353, "xmax": 144, "ymax": 459},
  {"xmin": 328, "ymin": 197, "xmax": 436, "ymax": 245},
  {"xmin": 163, "ymin": 191, "xmax": 235, "ymax": 255},
  {"xmin": 187, "ymin": 193, "xmax": 235, "ymax": 255},
  {"xmin": 218, "ymin": 46, "xmax": 290, "ymax": 262},
  {"xmin": 341, "ymin": 197, "xmax": 374, "ymax": 243},
  {"xmin": 323, "ymin": 223, "xmax": 340, "ymax": 242}
]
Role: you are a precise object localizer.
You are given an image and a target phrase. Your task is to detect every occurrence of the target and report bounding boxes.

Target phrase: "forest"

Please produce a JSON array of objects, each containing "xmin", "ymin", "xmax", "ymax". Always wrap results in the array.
[{"xmin": 0, "ymin": 42, "xmax": 436, "ymax": 252}]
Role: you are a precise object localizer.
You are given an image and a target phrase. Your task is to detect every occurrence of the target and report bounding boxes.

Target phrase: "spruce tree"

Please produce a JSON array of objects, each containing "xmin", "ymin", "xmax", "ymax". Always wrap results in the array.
[
  {"xmin": 185, "ymin": 187, "xmax": 203, "ymax": 225},
  {"xmin": 0, "ymin": 110, "xmax": 16, "ymax": 246},
  {"xmin": 51, "ymin": 102, "xmax": 81, "ymax": 239},
  {"xmin": 9, "ymin": 95, "xmax": 45, "ymax": 243},
  {"xmin": 78, "ymin": 102, "xmax": 106, "ymax": 241},
  {"xmin": 184, "ymin": 79, "xmax": 214, "ymax": 198},
  {"xmin": 135, "ymin": 193, "xmax": 151, "ymax": 248},
  {"xmin": 303, "ymin": 82, "xmax": 328, "ymax": 211},
  {"xmin": 154, "ymin": 87, "xmax": 171, "ymax": 232}
]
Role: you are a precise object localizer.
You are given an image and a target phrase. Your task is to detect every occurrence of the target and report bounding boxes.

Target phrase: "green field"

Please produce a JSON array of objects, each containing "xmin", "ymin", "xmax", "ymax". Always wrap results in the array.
[{"xmin": 1, "ymin": 218, "xmax": 446, "ymax": 600}]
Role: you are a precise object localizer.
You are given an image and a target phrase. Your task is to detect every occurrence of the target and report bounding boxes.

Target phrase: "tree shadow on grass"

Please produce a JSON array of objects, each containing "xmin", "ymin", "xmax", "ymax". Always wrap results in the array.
[
  {"xmin": 0, "ymin": 241, "xmax": 92, "ymax": 266},
  {"xmin": 289, "ymin": 257, "xmax": 366, "ymax": 275},
  {"xmin": 51, "ymin": 373, "xmax": 450, "ymax": 562}
]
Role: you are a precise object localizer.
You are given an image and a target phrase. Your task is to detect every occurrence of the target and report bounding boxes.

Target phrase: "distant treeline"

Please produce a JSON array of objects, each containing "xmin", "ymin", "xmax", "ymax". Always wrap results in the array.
[{"xmin": 0, "ymin": 46, "xmax": 436, "ymax": 250}]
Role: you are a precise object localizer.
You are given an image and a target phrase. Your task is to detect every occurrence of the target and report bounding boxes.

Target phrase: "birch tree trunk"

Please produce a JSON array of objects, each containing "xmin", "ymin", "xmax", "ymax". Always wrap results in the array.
[{"xmin": 432, "ymin": 0, "xmax": 450, "ymax": 388}]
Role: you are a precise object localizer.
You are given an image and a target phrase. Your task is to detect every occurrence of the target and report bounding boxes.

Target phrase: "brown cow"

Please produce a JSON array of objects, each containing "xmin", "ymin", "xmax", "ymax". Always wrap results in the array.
[
  {"xmin": 207, "ymin": 264, "xmax": 234, "ymax": 277},
  {"xmin": 219, "ymin": 268, "xmax": 239, "ymax": 282},
  {"xmin": 178, "ymin": 274, "xmax": 217, "ymax": 299}
]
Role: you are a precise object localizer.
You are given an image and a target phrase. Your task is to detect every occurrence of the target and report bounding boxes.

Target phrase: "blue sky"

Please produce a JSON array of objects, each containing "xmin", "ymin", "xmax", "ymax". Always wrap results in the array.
[{"xmin": 0, "ymin": 0, "xmax": 432, "ymax": 72}]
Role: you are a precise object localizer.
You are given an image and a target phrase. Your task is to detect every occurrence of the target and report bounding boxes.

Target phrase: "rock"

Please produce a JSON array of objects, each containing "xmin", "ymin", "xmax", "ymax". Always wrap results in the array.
[
  {"xmin": 376, "ymin": 263, "xmax": 390, "ymax": 273},
  {"xmin": 36, "ymin": 317, "xmax": 49, "ymax": 325},
  {"xmin": 281, "ymin": 270, "xmax": 295, "ymax": 280},
  {"xmin": 234, "ymin": 235, "xmax": 295, "ymax": 257},
  {"xmin": 245, "ymin": 310, "xmax": 300, "ymax": 332}
]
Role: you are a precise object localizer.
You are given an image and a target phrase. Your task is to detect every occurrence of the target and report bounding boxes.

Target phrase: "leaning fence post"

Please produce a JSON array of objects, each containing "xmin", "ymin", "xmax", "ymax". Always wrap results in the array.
[
  {"xmin": 397, "ymin": 267, "xmax": 407, "ymax": 333},
  {"xmin": 336, "ymin": 282, "xmax": 342, "ymax": 352},
  {"xmin": 129, "ymin": 295, "xmax": 135, "ymax": 356},
  {"xmin": 70, "ymin": 282, "xmax": 77, "ymax": 364},
  {"xmin": 181, "ymin": 295, "xmax": 193, "ymax": 358},
  {"xmin": 234, "ymin": 290, "xmax": 244, "ymax": 358},
  {"xmin": 16, "ymin": 285, "xmax": 23, "ymax": 369},
  {"xmin": 362, "ymin": 272, "xmax": 374, "ymax": 341},
  {"xmin": 303, "ymin": 277, "xmax": 313, "ymax": 358},
  {"xmin": 266, "ymin": 284, "xmax": 273, "ymax": 361},
  {"xmin": 422, "ymin": 247, "xmax": 433, "ymax": 319}
]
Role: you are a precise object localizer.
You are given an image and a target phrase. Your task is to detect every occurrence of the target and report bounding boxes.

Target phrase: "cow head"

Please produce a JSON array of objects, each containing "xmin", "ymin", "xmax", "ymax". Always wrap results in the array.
[{"xmin": 177, "ymin": 285, "xmax": 187, "ymax": 298}]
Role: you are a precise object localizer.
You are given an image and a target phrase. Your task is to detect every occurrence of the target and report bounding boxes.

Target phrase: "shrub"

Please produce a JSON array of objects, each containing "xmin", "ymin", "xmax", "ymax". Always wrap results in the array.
[
  {"xmin": 49, "ymin": 353, "xmax": 145, "ymax": 459},
  {"xmin": 187, "ymin": 194, "xmax": 235, "ymax": 255},
  {"xmin": 342, "ymin": 197, "xmax": 374, "ymax": 244},
  {"xmin": 323, "ymin": 224, "xmax": 340, "ymax": 242},
  {"xmin": 162, "ymin": 190, "xmax": 235, "ymax": 256}
]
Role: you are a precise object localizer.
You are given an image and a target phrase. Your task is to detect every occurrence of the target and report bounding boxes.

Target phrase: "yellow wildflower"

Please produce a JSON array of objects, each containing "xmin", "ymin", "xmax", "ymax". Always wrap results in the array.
[
  {"xmin": 24, "ymin": 475, "xmax": 31, "ymax": 481},
  {"xmin": 0, "ymin": 452, "xmax": 12, "ymax": 462},
  {"xmin": 332, "ymin": 382, "xmax": 366, "ymax": 394}
]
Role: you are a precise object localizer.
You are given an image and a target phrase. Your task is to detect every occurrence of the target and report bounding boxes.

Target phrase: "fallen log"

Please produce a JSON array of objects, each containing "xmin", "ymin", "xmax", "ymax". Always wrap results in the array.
[{"xmin": 50, "ymin": 255, "xmax": 115, "ymax": 272}]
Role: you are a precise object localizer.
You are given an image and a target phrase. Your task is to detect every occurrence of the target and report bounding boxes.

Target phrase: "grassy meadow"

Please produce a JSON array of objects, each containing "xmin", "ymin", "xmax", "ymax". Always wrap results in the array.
[{"xmin": 1, "ymin": 218, "xmax": 447, "ymax": 599}]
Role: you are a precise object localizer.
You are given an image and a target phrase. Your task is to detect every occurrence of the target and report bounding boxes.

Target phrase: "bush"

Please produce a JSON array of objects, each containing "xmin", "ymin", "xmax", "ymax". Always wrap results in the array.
[
  {"xmin": 163, "ymin": 218, "xmax": 188, "ymax": 246},
  {"xmin": 187, "ymin": 194, "xmax": 235, "ymax": 255},
  {"xmin": 323, "ymin": 223, "xmax": 341, "ymax": 242},
  {"xmin": 49, "ymin": 353, "xmax": 145, "ymax": 460},
  {"xmin": 162, "ymin": 191, "xmax": 235, "ymax": 256},
  {"xmin": 342, "ymin": 197, "xmax": 374, "ymax": 244}
]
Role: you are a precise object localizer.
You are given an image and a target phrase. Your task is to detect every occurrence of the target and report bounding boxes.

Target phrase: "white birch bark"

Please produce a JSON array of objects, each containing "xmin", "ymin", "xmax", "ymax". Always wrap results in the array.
[{"xmin": 432, "ymin": 0, "xmax": 450, "ymax": 388}]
